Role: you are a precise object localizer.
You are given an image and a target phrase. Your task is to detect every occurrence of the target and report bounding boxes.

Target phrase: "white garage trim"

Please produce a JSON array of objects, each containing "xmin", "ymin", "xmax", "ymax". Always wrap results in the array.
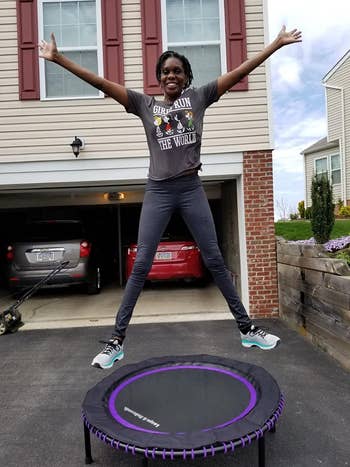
[{"xmin": 0, "ymin": 152, "xmax": 243, "ymax": 190}]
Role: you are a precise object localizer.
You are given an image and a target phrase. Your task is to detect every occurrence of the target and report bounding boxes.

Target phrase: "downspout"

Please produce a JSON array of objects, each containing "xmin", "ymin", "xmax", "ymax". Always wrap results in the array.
[{"xmin": 323, "ymin": 84, "xmax": 346, "ymax": 204}]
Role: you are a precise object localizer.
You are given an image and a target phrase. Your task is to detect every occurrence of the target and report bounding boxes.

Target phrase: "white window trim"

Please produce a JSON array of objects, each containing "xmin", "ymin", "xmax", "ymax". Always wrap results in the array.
[
  {"xmin": 160, "ymin": 0, "xmax": 227, "ymax": 77},
  {"xmin": 38, "ymin": 0, "xmax": 104, "ymax": 101},
  {"xmin": 314, "ymin": 154, "xmax": 341, "ymax": 185}
]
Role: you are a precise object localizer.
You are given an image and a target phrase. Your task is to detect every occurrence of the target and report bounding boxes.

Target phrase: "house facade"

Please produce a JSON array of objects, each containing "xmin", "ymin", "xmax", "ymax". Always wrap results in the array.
[
  {"xmin": 303, "ymin": 50, "xmax": 350, "ymax": 208},
  {"xmin": 0, "ymin": 0, "xmax": 278, "ymax": 318}
]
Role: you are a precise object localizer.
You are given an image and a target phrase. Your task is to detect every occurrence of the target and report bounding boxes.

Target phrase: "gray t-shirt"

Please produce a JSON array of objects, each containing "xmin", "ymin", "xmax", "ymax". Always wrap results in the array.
[{"xmin": 125, "ymin": 80, "xmax": 219, "ymax": 180}]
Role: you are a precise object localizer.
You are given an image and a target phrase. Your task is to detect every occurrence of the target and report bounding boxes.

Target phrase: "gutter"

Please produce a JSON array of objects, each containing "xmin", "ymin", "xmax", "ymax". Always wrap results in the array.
[{"xmin": 322, "ymin": 83, "xmax": 346, "ymax": 203}]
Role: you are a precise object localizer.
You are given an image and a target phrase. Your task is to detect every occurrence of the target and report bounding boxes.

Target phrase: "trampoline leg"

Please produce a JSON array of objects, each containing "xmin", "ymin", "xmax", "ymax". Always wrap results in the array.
[
  {"xmin": 258, "ymin": 437, "xmax": 265, "ymax": 467},
  {"xmin": 84, "ymin": 423, "xmax": 93, "ymax": 464}
]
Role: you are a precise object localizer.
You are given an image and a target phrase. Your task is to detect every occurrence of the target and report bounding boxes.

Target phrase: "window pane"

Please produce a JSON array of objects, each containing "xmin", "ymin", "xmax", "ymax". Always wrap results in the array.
[
  {"xmin": 167, "ymin": 0, "xmax": 220, "ymax": 42},
  {"xmin": 202, "ymin": 19, "xmax": 220, "ymax": 40},
  {"xmin": 80, "ymin": 24, "xmax": 97, "ymax": 46},
  {"xmin": 315, "ymin": 158, "xmax": 327, "ymax": 174},
  {"xmin": 173, "ymin": 44, "xmax": 221, "ymax": 87},
  {"xmin": 45, "ymin": 51, "xmax": 99, "ymax": 98},
  {"xmin": 205, "ymin": 0, "xmax": 220, "ymax": 17},
  {"xmin": 62, "ymin": 25, "xmax": 80, "ymax": 47},
  {"xmin": 43, "ymin": 3, "xmax": 60, "ymax": 26},
  {"xmin": 80, "ymin": 1, "xmax": 96, "ymax": 23},
  {"xmin": 168, "ymin": 20, "xmax": 185, "ymax": 41},
  {"xmin": 331, "ymin": 154, "xmax": 340, "ymax": 170},
  {"xmin": 332, "ymin": 169, "xmax": 341, "ymax": 185},
  {"xmin": 62, "ymin": 2, "xmax": 77, "ymax": 26},
  {"xmin": 43, "ymin": 0, "xmax": 97, "ymax": 47},
  {"xmin": 184, "ymin": 19, "xmax": 202, "ymax": 41},
  {"xmin": 167, "ymin": 0, "xmax": 183, "ymax": 19},
  {"xmin": 184, "ymin": 0, "xmax": 201, "ymax": 19}
]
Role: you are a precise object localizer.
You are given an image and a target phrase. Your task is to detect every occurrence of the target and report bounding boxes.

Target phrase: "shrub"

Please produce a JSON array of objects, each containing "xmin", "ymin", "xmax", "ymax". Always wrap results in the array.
[
  {"xmin": 338, "ymin": 205, "xmax": 350, "ymax": 218},
  {"xmin": 335, "ymin": 250, "xmax": 350, "ymax": 265},
  {"xmin": 310, "ymin": 175, "xmax": 335, "ymax": 243},
  {"xmin": 298, "ymin": 200, "xmax": 305, "ymax": 219},
  {"xmin": 305, "ymin": 206, "xmax": 312, "ymax": 219},
  {"xmin": 290, "ymin": 213, "xmax": 298, "ymax": 220}
]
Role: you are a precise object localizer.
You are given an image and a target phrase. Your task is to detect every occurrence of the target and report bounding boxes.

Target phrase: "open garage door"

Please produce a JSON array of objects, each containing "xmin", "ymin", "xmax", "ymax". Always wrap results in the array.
[{"xmin": 0, "ymin": 178, "xmax": 243, "ymax": 312}]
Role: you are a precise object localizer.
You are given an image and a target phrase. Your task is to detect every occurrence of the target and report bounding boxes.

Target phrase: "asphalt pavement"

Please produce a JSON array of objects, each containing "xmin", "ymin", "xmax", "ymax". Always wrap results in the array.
[{"xmin": 0, "ymin": 318, "xmax": 349, "ymax": 467}]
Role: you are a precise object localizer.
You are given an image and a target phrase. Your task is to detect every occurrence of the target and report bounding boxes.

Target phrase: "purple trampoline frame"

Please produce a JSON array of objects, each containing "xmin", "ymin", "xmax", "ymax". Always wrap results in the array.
[{"xmin": 82, "ymin": 356, "xmax": 285, "ymax": 466}]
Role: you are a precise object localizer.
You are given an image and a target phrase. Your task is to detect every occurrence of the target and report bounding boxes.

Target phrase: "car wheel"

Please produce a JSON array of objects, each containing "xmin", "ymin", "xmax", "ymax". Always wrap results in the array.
[
  {"xmin": 87, "ymin": 266, "xmax": 101, "ymax": 295},
  {"xmin": 0, "ymin": 316, "xmax": 7, "ymax": 335}
]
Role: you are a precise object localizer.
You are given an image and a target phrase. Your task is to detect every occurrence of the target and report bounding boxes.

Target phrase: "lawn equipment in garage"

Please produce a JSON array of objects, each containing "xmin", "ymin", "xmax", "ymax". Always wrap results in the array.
[{"xmin": 0, "ymin": 261, "xmax": 69, "ymax": 335}]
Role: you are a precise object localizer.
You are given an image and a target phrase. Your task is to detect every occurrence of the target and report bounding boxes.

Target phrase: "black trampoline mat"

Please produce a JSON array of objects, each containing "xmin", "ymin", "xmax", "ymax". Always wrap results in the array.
[
  {"xmin": 109, "ymin": 364, "xmax": 257, "ymax": 434},
  {"xmin": 83, "ymin": 355, "xmax": 283, "ymax": 451}
]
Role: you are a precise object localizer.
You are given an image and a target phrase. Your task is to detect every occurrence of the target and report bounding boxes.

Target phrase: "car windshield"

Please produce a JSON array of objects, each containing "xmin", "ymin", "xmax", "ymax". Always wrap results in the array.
[{"xmin": 15, "ymin": 221, "xmax": 85, "ymax": 242}]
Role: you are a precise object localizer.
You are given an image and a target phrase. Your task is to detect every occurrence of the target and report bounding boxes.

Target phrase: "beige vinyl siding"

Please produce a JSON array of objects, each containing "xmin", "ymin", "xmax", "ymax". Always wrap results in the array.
[
  {"xmin": 304, "ymin": 148, "xmax": 342, "ymax": 208},
  {"xmin": 325, "ymin": 54, "xmax": 350, "ymax": 202},
  {"xmin": 0, "ymin": 0, "xmax": 270, "ymax": 163},
  {"xmin": 326, "ymin": 87, "xmax": 342, "ymax": 142}
]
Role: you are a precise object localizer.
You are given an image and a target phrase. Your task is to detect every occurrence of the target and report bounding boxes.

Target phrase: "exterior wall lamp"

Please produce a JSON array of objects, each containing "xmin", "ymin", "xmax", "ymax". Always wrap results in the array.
[
  {"xmin": 103, "ymin": 192, "xmax": 126, "ymax": 201},
  {"xmin": 70, "ymin": 136, "xmax": 85, "ymax": 157}
]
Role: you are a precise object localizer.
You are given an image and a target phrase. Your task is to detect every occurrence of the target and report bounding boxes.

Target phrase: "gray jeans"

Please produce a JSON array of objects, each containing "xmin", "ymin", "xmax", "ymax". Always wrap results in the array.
[{"xmin": 114, "ymin": 173, "xmax": 252, "ymax": 339}]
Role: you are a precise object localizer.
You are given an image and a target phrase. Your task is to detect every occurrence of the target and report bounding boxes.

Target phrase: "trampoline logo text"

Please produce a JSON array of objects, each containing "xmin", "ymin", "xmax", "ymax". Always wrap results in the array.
[{"xmin": 124, "ymin": 406, "xmax": 160, "ymax": 428}]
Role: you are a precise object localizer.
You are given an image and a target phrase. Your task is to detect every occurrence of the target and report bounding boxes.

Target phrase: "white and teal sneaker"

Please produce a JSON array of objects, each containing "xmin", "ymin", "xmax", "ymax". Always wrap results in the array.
[
  {"xmin": 240, "ymin": 325, "xmax": 280, "ymax": 350},
  {"xmin": 91, "ymin": 338, "xmax": 124, "ymax": 369}
]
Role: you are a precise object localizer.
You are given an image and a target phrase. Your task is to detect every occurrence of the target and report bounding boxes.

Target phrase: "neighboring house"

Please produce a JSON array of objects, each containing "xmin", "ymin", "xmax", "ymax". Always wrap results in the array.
[
  {"xmin": 0, "ymin": 0, "xmax": 278, "ymax": 318},
  {"xmin": 302, "ymin": 50, "xmax": 350, "ymax": 208}
]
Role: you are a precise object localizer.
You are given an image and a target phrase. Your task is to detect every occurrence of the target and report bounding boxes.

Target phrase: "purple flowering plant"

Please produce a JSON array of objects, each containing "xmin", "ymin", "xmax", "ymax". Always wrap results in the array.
[{"xmin": 291, "ymin": 236, "xmax": 350, "ymax": 252}]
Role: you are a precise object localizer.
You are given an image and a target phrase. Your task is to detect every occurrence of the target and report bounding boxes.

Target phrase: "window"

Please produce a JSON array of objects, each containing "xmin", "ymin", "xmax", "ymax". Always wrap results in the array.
[
  {"xmin": 315, "ymin": 157, "xmax": 328, "ymax": 180},
  {"xmin": 315, "ymin": 154, "xmax": 341, "ymax": 185},
  {"xmin": 161, "ymin": 0, "xmax": 226, "ymax": 87},
  {"xmin": 331, "ymin": 154, "xmax": 341, "ymax": 185},
  {"xmin": 38, "ymin": 0, "xmax": 103, "ymax": 99}
]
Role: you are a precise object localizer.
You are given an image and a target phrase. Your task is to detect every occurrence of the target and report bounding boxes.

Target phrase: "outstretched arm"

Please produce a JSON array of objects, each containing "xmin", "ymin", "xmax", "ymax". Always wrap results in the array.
[
  {"xmin": 217, "ymin": 26, "xmax": 302, "ymax": 97},
  {"xmin": 38, "ymin": 33, "xmax": 128, "ymax": 107}
]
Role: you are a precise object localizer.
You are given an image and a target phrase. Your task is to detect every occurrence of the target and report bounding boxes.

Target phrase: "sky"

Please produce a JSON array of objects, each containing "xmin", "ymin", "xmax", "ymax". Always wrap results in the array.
[{"xmin": 266, "ymin": 0, "xmax": 349, "ymax": 219}]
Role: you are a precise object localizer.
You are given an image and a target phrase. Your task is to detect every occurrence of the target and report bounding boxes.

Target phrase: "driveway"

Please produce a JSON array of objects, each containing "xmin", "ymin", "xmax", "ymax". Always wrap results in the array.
[
  {"xmin": 0, "ymin": 319, "xmax": 349, "ymax": 466},
  {"xmin": 0, "ymin": 282, "xmax": 229, "ymax": 330}
]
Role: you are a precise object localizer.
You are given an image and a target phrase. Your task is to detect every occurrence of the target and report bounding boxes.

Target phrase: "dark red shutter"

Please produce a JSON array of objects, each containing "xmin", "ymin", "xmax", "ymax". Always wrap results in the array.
[
  {"xmin": 16, "ymin": 0, "xmax": 40, "ymax": 100},
  {"xmin": 224, "ymin": 0, "xmax": 248, "ymax": 91},
  {"xmin": 101, "ymin": 0, "xmax": 124, "ymax": 85},
  {"xmin": 141, "ymin": 0, "xmax": 162, "ymax": 95}
]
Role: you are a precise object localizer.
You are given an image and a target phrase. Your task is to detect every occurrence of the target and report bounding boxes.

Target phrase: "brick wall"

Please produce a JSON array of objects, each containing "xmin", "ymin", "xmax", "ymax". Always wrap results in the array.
[{"xmin": 243, "ymin": 150, "xmax": 279, "ymax": 317}]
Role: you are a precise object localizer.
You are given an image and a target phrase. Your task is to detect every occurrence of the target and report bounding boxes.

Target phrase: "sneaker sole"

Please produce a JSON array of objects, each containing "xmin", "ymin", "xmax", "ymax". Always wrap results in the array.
[
  {"xmin": 91, "ymin": 351, "xmax": 124, "ymax": 370},
  {"xmin": 241, "ymin": 340, "xmax": 280, "ymax": 350}
]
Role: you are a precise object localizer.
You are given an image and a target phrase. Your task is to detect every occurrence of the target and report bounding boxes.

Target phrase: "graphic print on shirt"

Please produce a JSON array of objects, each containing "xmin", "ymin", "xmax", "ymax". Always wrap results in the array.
[{"xmin": 152, "ymin": 96, "xmax": 196, "ymax": 151}]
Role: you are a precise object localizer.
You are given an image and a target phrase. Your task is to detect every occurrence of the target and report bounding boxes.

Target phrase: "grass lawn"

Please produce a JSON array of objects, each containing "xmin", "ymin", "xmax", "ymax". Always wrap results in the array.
[{"xmin": 275, "ymin": 219, "xmax": 350, "ymax": 241}]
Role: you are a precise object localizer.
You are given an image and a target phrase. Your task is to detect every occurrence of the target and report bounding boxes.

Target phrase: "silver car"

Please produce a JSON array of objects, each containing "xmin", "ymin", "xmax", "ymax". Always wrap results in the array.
[{"xmin": 6, "ymin": 219, "xmax": 101, "ymax": 294}]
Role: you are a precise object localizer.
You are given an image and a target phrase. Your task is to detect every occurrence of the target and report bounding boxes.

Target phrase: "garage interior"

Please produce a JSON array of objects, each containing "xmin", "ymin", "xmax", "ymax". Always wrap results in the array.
[{"xmin": 0, "ymin": 179, "xmax": 242, "ymax": 329}]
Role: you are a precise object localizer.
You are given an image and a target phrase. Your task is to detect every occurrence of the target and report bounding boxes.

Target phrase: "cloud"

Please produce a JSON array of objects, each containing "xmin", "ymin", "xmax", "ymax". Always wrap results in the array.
[
  {"xmin": 266, "ymin": 0, "xmax": 349, "ymax": 215},
  {"xmin": 274, "ymin": 56, "xmax": 302, "ymax": 88},
  {"xmin": 267, "ymin": 0, "xmax": 349, "ymax": 41}
]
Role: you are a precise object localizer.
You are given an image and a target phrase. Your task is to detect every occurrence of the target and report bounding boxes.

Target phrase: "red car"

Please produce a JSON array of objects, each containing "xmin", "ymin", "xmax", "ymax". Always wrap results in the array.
[{"xmin": 126, "ymin": 240, "xmax": 205, "ymax": 282}]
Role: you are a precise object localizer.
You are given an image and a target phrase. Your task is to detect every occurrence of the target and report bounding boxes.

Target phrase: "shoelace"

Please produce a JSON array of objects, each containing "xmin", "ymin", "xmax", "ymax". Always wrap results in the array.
[
  {"xmin": 99, "ymin": 339, "xmax": 120, "ymax": 355},
  {"xmin": 250, "ymin": 327, "xmax": 267, "ymax": 338}
]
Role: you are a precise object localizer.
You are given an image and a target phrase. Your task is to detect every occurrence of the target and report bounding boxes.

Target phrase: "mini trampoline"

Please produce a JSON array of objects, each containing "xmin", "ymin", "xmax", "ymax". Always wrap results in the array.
[{"xmin": 82, "ymin": 355, "xmax": 285, "ymax": 466}]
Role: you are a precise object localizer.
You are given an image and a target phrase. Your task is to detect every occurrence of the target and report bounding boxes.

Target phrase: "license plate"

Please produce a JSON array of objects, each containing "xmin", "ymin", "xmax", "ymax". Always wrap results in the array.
[
  {"xmin": 36, "ymin": 251, "xmax": 55, "ymax": 262},
  {"xmin": 155, "ymin": 252, "xmax": 172, "ymax": 260}
]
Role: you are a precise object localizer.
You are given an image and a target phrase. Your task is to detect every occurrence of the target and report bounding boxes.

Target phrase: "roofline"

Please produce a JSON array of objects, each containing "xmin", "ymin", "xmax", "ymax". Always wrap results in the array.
[
  {"xmin": 301, "ymin": 139, "xmax": 339, "ymax": 156},
  {"xmin": 322, "ymin": 49, "xmax": 350, "ymax": 82}
]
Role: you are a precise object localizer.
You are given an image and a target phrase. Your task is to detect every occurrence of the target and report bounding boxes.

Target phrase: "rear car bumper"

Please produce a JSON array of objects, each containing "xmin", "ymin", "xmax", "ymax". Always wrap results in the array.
[
  {"xmin": 7, "ymin": 263, "xmax": 89, "ymax": 290},
  {"xmin": 126, "ymin": 257, "xmax": 204, "ymax": 281}
]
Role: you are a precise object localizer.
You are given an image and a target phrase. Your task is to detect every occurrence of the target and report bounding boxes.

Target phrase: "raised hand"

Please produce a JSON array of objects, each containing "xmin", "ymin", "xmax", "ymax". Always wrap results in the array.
[
  {"xmin": 276, "ymin": 25, "xmax": 302, "ymax": 47},
  {"xmin": 38, "ymin": 32, "xmax": 59, "ymax": 61}
]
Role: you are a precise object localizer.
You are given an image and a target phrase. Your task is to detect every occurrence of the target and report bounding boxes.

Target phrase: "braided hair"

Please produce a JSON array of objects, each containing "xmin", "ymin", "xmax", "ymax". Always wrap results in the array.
[{"xmin": 156, "ymin": 50, "xmax": 193, "ymax": 89}]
